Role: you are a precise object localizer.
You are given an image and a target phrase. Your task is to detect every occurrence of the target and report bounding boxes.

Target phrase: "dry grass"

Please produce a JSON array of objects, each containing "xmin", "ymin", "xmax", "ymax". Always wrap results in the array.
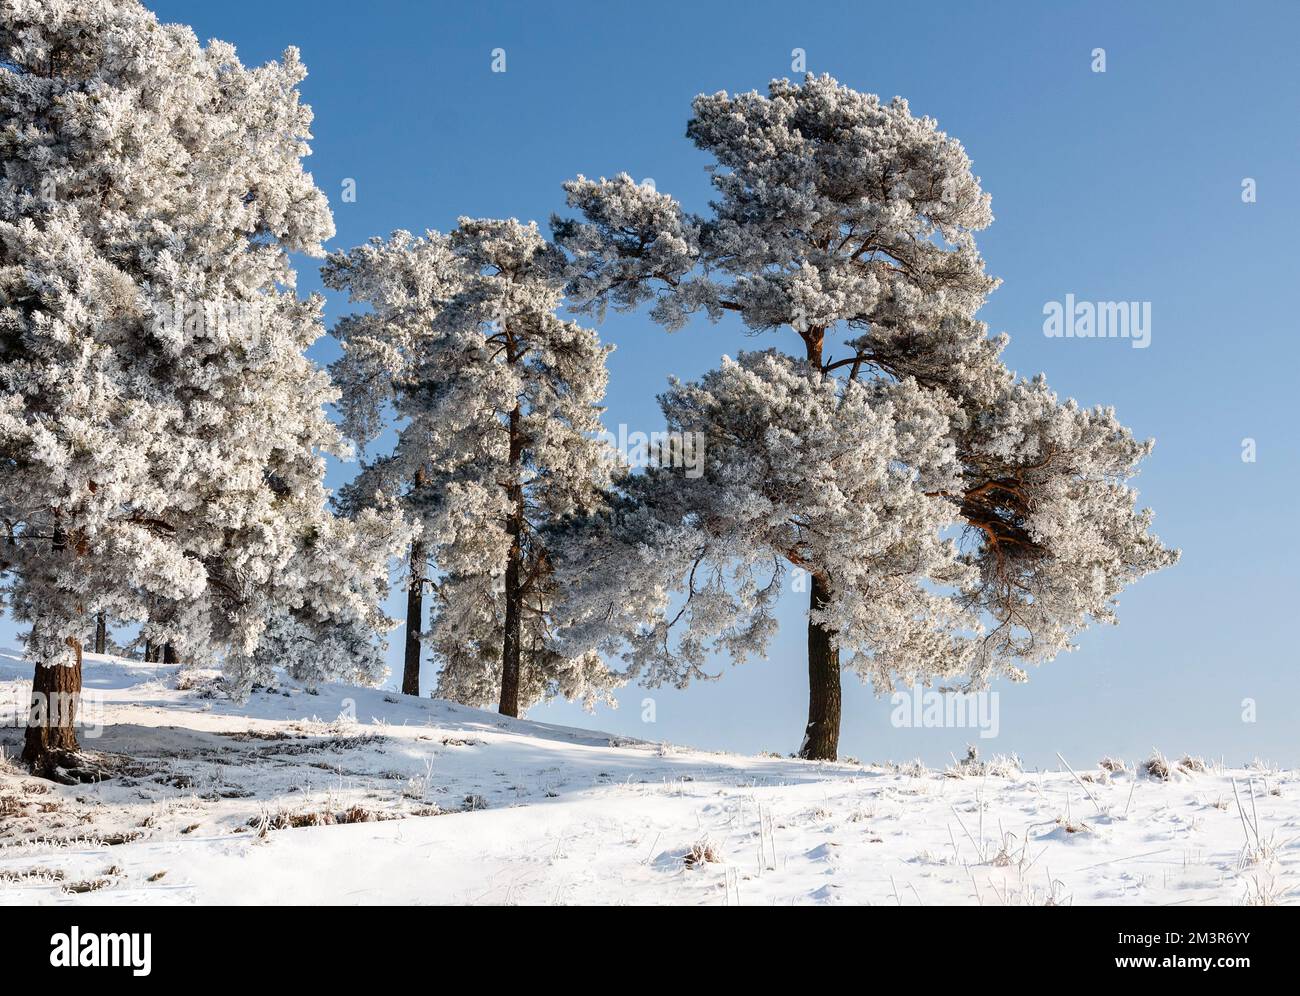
[
  {"xmin": 1144, "ymin": 751, "xmax": 1208, "ymax": 780},
  {"xmin": 683, "ymin": 837, "xmax": 722, "ymax": 868},
  {"xmin": 251, "ymin": 804, "xmax": 389, "ymax": 832},
  {"xmin": 1144, "ymin": 751, "xmax": 1173, "ymax": 780},
  {"xmin": 945, "ymin": 745, "xmax": 1022, "ymax": 779},
  {"xmin": 0, "ymin": 867, "xmax": 66, "ymax": 885},
  {"xmin": 0, "ymin": 747, "xmax": 23, "ymax": 777}
]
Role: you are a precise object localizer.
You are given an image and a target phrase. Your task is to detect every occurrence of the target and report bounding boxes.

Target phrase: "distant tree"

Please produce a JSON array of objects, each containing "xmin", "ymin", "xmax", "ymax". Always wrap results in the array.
[
  {"xmin": 323, "ymin": 232, "xmax": 463, "ymax": 697},
  {"xmin": 0, "ymin": 0, "xmax": 404, "ymax": 778},
  {"xmin": 325, "ymin": 220, "xmax": 621, "ymax": 716},
  {"xmin": 553, "ymin": 75, "xmax": 1178, "ymax": 759}
]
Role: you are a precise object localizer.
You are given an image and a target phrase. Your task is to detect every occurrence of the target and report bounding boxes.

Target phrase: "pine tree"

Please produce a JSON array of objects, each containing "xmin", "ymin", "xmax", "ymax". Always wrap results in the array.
[
  {"xmin": 325, "ymin": 220, "xmax": 621, "ymax": 716},
  {"xmin": 553, "ymin": 75, "xmax": 1178, "ymax": 758},
  {"xmin": 0, "ymin": 0, "xmax": 405, "ymax": 777},
  {"xmin": 323, "ymin": 232, "xmax": 462, "ymax": 698}
]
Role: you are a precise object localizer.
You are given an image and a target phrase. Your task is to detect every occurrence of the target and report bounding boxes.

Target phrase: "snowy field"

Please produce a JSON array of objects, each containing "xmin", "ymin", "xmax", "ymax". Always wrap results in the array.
[{"xmin": 0, "ymin": 653, "xmax": 1294, "ymax": 906}]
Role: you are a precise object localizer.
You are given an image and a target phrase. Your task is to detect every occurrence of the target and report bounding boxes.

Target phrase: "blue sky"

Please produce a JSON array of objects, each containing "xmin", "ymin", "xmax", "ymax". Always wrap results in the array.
[{"xmin": 10, "ymin": 1, "xmax": 1297, "ymax": 768}]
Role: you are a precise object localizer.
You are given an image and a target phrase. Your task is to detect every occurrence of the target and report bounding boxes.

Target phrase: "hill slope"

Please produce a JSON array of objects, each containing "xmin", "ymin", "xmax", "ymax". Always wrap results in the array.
[{"xmin": 0, "ymin": 654, "xmax": 1294, "ymax": 905}]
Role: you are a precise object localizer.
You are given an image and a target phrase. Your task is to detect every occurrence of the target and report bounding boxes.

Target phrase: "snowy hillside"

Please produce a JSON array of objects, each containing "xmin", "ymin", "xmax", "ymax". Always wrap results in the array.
[{"xmin": 0, "ymin": 654, "xmax": 1294, "ymax": 906}]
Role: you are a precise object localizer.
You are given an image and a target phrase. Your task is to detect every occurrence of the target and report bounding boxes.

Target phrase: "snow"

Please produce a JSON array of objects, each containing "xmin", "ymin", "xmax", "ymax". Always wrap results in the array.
[{"xmin": 1, "ymin": 653, "xmax": 1295, "ymax": 905}]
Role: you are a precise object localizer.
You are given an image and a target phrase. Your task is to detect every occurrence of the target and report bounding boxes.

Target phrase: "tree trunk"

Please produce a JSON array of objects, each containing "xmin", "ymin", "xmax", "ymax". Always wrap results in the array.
[
  {"xmin": 24, "ymin": 522, "xmax": 89, "ymax": 776},
  {"xmin": 402, "ymin": 536, "xmax": 426, "ymax": 696},
  {"xmin": 795, "ymin": 327, "xmax": 841, "ymax": 761},
  {"xmin": 163, "ymin": 642, "xmax": 178, "ymax": 665},
  {"xmin": 93, "ymin": 613, "xmax": 107, "ymax": 655},
  {"xmin": 143, "ymin": 641, "xmax": 156, "ymax": 663},
  {"xmin": 799, "ymin": 572, "xmax": 841, "ymax": 760},
  {"xmin": 498, "ymin": 404, "xmax": 524, "ymax": 718},
  {"xmin": 22, "ymin": 639, "xmax": 83, "ymax": 773}
]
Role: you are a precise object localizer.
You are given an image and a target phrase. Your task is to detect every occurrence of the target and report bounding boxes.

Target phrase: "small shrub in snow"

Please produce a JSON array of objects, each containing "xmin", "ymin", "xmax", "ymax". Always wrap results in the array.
[
  {"xmin": 408, "ymin": 805, "xmax": 445, "ymax": 818},
  {"xmin": 1098, "ymin": 756, "xmax": 1128, "ymax": 774},
  {"xmin": 1144, "ymin": 751, "xmax": 1173, "ymax": 780},
  {"xmin": 945, "ymin": 745, "xmax": 1021, "ymax": 778},
  {"xmin": 252, "ymin": 805, "xmax": 384, "ymax": 831},
  {"xmin": 1076, "ymin": 770, "xmax": 1107, "ymax": 784},
  {"xmin": 1145, "ymin": 751, "xmax": 1207, "ymax": 779},
  {"xmin": 174, "ymin": 670, "xmax": 221, "ymax": 694},
  {"xmin": 0, "ymin": 750, "xmax": 21, "ymax": 778},
  {"xmin": 683, "ymin": 838, "xmax": 722, "ymax": 868}
]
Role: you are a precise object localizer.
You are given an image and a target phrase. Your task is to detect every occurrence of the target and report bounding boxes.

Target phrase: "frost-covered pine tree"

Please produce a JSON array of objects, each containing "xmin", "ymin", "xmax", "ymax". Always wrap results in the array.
[
  {"xmin": 325, "ymin": 220, "xmax": 621, "ymax": 716},
  {"xmin": 0, "ymin": 0, "xmax": 406, "ymax": 777},
  {"xmin": 323, "ymin": 231, "xmax": 463, "ymax": 697},
  {"xmin": 553, "ymin": 75, "xmax": 1177, "ymax": 759}
]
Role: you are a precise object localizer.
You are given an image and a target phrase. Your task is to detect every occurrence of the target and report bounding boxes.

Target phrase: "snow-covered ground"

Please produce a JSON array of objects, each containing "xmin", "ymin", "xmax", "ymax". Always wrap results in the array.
[{"xmin": 0, "ymin": 652, "xmax": 1295, "ymax": 905}]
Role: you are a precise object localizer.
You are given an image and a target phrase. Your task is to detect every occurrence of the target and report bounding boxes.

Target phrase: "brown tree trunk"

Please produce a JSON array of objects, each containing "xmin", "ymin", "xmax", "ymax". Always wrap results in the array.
[
  {"xmin": 498, "ymin": 404, "xmax": 524, "ymax": 718},
  {"xmin": 24, "ymin": 522, "xmax": 89, "ymax": 777},
  {"xmin": 799, "ymin": 572, "xmax": 842, "ymax": 760},
  {"xmin": 795, "ymin": 328, "xmax": 841, "ymax": 760},
  {"xmin": 402, "ymin": 536, "xmax": 426, "ymax": 696},
  {"xmin": 93, "ymin": 613, "xmax": 107, "ymax": 655},
  {"xmin": 163, "ymin": 642, "xmax": 178, "ymax": 665},
  {"xmin": 22, "ymin": 639, "xmax": 83, "ymax": 773}
]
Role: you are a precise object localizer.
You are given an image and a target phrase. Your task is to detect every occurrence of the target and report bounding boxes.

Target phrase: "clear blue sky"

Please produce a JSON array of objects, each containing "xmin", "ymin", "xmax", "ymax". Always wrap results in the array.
[{"xmin": 9, "ymin": 0, "xmax": 1298, "ymax": 768}]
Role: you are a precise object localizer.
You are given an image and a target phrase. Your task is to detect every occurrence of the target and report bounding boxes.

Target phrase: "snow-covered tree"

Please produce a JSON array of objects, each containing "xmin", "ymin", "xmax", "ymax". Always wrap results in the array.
[
  {"xmin": 249, "ymin": 610, "xmax": 388, "ymax": 692},
  {"xmin": 553, "ymin": 75, "xmax": 1177, "ymax": 759},
  {"xmin": 323, "ymin": 231, "xmax": 463, "ymax": 697},
  {"xmin": 555, "ymin": 352, "xmax": 975, "ymax": 738},
  {"xmin": 0, "ymin": 0, "xmax": 405, "ymax": 777},
  {"xmin": 325, "ymin": 220, "xmax": 621, "ymax": 716}
]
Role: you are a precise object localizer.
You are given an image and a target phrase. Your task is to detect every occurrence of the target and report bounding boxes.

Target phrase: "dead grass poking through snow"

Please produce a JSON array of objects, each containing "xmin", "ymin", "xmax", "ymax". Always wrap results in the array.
[
  {"xmin": 683, "ymin": 837, "xmax": 722, "ymax": 868},
  {"xmin": 1144, "ymin": 750, "xmax": 1173, "ymax": 780},
  {"xmin": 1144, "ymin": 750, "xmax": 1209, "ymax": 781},
  {"xmin": 945, "ymin": 745, "xmax": 1022, "ymax": 779},
  {"xmin": 251, "ymin": 804, "xmax": 388, "ymax": 834}
]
